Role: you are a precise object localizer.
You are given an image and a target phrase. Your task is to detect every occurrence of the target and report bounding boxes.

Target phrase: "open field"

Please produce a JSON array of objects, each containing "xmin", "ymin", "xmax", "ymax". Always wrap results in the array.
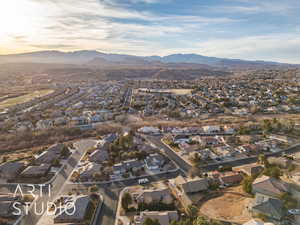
[
  {"xmin": 0, "ymin": 89, "xmax": 54, "ymax": 110},
  {"xmin": 199, "ymin": 186, "xmax": 252, "ymax": 224},
  {"xmin": 136, "ymin": 88, "xmax": 192, "ymax": 95}
]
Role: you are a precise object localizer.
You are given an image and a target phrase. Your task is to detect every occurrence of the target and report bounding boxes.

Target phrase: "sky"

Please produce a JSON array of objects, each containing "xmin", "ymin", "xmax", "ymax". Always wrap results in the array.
[{"xmin": 0, "ymin": 0, "xmax": 300, "ymax": 63}]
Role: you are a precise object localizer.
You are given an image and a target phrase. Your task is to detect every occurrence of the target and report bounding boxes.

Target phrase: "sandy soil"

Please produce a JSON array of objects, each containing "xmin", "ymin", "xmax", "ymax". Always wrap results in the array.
[{"xmin": 199, "ymin": 186, "xmax": 252, "ymax": 224}]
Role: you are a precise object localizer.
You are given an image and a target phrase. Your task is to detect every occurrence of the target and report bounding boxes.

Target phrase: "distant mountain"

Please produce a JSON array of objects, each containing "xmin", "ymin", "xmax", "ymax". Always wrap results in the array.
[
  {"xmin": 0, "ymin": 50, "xmax": 296, "ymax": 69},
  {"xmin": 145, "ymin": 53, "xmax": 287, "ymax": 68}
]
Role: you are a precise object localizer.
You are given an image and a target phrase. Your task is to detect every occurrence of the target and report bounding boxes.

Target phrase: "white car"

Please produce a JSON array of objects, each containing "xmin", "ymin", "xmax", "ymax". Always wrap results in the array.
[
  {"xmin": 288, "ymin": 209, "xmax": 300, "ymax": 215},
  {"xmin": 138, "ymin": 178, "xmax": 149, "ymax": 185}
]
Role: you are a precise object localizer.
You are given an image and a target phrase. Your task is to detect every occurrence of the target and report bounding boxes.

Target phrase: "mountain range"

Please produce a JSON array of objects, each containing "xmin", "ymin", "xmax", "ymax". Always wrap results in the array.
[{"xmin": 0, "ymin": 50, "xmax": 295, "ymax": 69}]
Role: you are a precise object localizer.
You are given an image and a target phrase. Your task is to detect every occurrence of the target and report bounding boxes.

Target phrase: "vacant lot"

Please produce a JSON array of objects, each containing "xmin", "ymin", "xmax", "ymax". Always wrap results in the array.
[
  {"xmin": 199, "ymin": 186, "xmax": 252, "ymax": 224},
  {"xmin": 136, "ymin": 88, "xmax": 192, "ymax": 95},
  {"xmin": 0, "ymin": 89, "xmax": 54, "ymax": 110}
]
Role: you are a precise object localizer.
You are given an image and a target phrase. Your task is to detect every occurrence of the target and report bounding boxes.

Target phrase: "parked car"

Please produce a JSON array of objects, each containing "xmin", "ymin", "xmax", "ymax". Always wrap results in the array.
[{"xmin": 138, "ymin": 178, "xmax": 149, "ymax": 184}]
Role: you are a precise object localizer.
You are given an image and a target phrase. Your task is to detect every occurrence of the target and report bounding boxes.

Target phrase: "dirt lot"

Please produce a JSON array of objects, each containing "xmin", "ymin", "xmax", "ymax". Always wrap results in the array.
[{"xmin": 199, "ymin": 186, "xmax": 252, "ymax": 224}]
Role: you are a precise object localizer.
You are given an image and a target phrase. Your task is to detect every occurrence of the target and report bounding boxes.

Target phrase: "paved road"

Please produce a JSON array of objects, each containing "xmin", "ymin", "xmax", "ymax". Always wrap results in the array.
[
  {"xmin": 144, "ymin": 135, "xmax": 192, "ymax": 174},
  {"xmin": 21, "ymin": 139, "xmax": 97, "ymax": 225},
  {"xmin": 123, "ymin": 88, "xmax": 132, "ymax": 108},
  {"xmin": 4, "ymin": 135, "xmax": 299, "ymax": 225},
  {"xmin": 201, "ymin": 143, "xmax": 300, "ymax": 172},
  {"xmin": 67, "ymin": 169, "xmax": 181, "ymax": 190},
  {"xmin": 145, "ymin": 135, "xmax": 300, "ymax": 173},
  {"xmin": 62, "ymin": 170, "xmax": 181, "ymax": 225}
]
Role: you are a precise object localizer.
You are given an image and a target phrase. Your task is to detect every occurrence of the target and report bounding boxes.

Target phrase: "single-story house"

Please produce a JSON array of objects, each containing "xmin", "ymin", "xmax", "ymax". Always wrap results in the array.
[
  {"xmin": 134, "ymin": 211, "xmax": 178, "ymax": 225},
  {"xmin": 202, "ymin": 125, "xmax": 221, "ymax": 133},
  {"xmin": 88, "ymin": 149, "xmax": 109, "ymax": 163},
  {"xmin": 113, "ymin": 159, "xmax": 144, "ymax": 175},
  {"xmin": 251, "ymin": 194, "xmax": 285, "ymax": 221},
  {"xmin": 0, "ymin": 161, "xmax": 25, "ymax": 179},
  {"xmin": 233, "ymin": 163, "xmax": 264, "ymax": 177},
  {"xmin": 134, "ymin": 188, "xmax": 173, "ymax": 204},
  {"xmin": 104, "ymin": 133, "xmax": 118, "ymax": 143},
  {"xmin": 267, "ymin": 157, "xmax": 292, "ymax": 169},
  {"xmin": 79, "ymin": 163, "xmax": 102, "ymax": 181},
  {"xmin": 20, "ymin": 164, "xmax": 51, "ymax": 178},
  {"xmin": 174, "ymin": 176, "xmax": 208, "ymax": 193},
  {"xmin": 218, "ymin": 171, "xmax": 243, "ymax": 185},
  {"xmin": 138, "ymin": 126, "xmax": 160, "ymax": 135},
  {"xmin": 144, "ymin": 153, "xmax": 165, "ymax": 171},
  {"xmin": 252, "ymin": 176, "xmax": 289, "ymax": 198},
  {"xmin": 54, "ymin": 195, "xmax": 91, "ymax": 223},
  {"xmin": 34, "ymin": 143, "xmax": 65, "ymax": 164},
  {"xmin": 0, "ymin": 201, "xmax": 15, "ymax": 218}
]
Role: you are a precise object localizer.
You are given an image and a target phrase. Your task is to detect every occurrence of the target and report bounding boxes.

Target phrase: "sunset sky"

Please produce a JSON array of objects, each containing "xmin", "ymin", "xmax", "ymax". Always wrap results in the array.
[{"xmin": 0, "ymin": 0, "xmax": 300, "ymax": 63}]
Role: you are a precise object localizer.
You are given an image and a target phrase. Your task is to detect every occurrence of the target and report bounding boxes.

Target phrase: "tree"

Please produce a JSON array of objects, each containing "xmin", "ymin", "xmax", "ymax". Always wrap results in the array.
[
  {"xmin": 52, "ymin": 158, "xmax": 60, "ymax": 167},
  {"xmin": 143, "ymin": 218, "xmax": 161, "ymax": 225},
  {"xmin": 89, "ymin": 185, "xmax": 99, "ymax": 193},
  {"xmin": 242, "ymin": 176, "xmax": 254, "ymax": 194},
  {"xmin": 258, "ymin": 154, "xmax": 269, "ymax": 167},
  {"xmin": 280, "ymin": 192, "xmax": 297, "ymax": 209},
  {"xmin": 186, "ymin": 205, "xmax": 198, "ymax": 219},
  {"xmin": 2, "ymin": 156, "xmax": 9, "ymax": 163},
  {"xmin": 263, "ymin": 165, "xmax": 281, "ymax": 179},
  {"xmin": 188, "ymin": 166, "xmax": 201, "ymax": 179},
  {"xmin": 190, "ymin": 153, "xmax": 201, "ymax": 167},
  {"xmin": 261, "ymin": 119, "xmax": 272, "ymax": 133},
  {"xmin": 193, "ymin": 217, "xmax": 210, "ymax": 225},
  {"xmin": 121, "ymin": 192, "xmax": 132, "ymax": 211},
  {"xmin": 61, "ymin": 146, "xmax": 70, "ymax": 157}
]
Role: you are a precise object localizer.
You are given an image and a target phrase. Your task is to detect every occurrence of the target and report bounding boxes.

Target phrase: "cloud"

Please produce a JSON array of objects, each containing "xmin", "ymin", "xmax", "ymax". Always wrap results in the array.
[
  {"xmin": 1, "ymin": 0, "xmax": 299, "ymax": 63},
  {"xmin": 212, "ymin": 0, "xmax": 300, "ymax": 14},
  {"xmin": 31, "ymin": 44, "xmax": 76, "ymax": 49},
  {"xmin": 194, "ymin": 34, "xmax": 300, "ymax": 63}
]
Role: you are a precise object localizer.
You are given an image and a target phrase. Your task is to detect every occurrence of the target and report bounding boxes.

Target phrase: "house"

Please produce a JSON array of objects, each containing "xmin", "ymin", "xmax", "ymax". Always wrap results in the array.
[
  {"xmin": 134, "ymin": 188, "xmax": 173, "ymax": 204},
  {"xmin": 79, "ymin": 163, "xmax": 102, "ymax": 181},
  {"xmin": 34, "ymin": 143, "xmax": 65, "ymax": 164},
  {"xmin": 238, "ymin": 144, "xmax": 261, "ymax": 153},
  {"xmin": 0, "ymin": 161, "xmax": 25, "ymax": 179},
  {"xmin": 200, "ymin": 137, "xmax": 220, "ymax": 146},
  {"xmin": 54, "ymin": 195, "xmax": 91, "ymax": 223},
  {"xmin": 202, "ymin": 125, "xmax": 220, "ymax": 133},
  {"xmin": 113, "ymin": 159, "xmax": 144, "ymax": 175},
  {"xmin": 15, "ymin": 121, "xmax": 34, "ymax": 132},
  {"xmin": 20, "ymin": 164, "xmax": 51, "ymax": 178},
  {"xmin": 251, "ymin": 194, "xmax": 285, "ymax": 221},
  {"xmin": 223, "ymin": 125, "xmax": 235, "ymax": 134},
  {"xmin": 214, "ymin": 145, "xmax": 233, "ymax": 158},
  {"xmin": 192, "ymin": 149, "xmax": 211, "ymax": 160},
  {"xmin": 113, "ymin": 163, "xmax": 126, "ymax": 175},
  {"xmin": 173, "ymin": 135, "xmax": 190, "ymax": 144},
  {"xmin": 134, "ymin": 211, "xmax": 178, "ymax": 225},
  {"xmin": 174, "ymin": 176, "xmax": 208, "ymax": 193},
  {"xmin": 0, "ymin": 201, "xmax": 15, "ymax": 218},
  {"xmin": 268, "ymin": 135, "xmax": 291, "ymax": 143},
  {"xmin": 36, "ymin": 119, "xmax": 53, "ymax": 130},
  {"xmin": 243, "ymin": 219, "xmax": 274, "ymax": 225},
  {"xmin": 88, "ymin": 149, "xmax": 109, "ymax": 163},
  {"xmin": 138, "ymin": 126, "xmax": 161, "ymax": 135},
  {"xmin": 53, "ymin": 117, "xmax": 67, "ymax": 126},
  {"xmin": 211, "ymin": 171, "xmax": 243, "ymax": 185},
  {"xmin": 267, "ymin": 157, "xmax": 291, "ymax": 169},
  {"xmin": 144, "ymin": 153, "xmax": 165, "ymax": 171},
  {"xmin": 233, "ymin": 163, "xmax": 263, "ymax": 177},
  {"xmin": 104, "ymin": 133, "xmax": 118, "ymax": 143},
  {"xmin": 252, "ymin": 176, "xmax": 289, "ymax": 198}
]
